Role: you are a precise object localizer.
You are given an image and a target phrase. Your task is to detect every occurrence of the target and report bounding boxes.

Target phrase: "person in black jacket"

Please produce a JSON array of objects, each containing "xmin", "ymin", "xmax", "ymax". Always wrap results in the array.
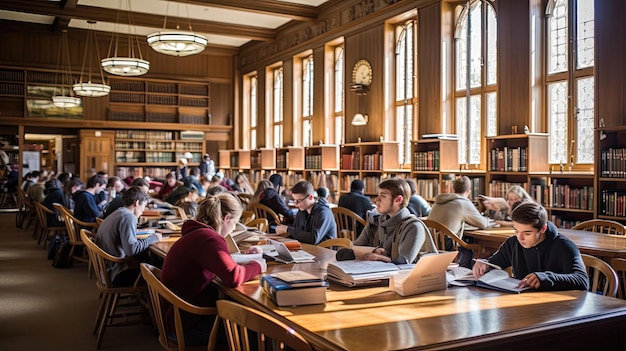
[
  {"xmin": 254, "ymin": 178, "xmax": 294, "ymax": 232},
  {"xmin": 337, "ymin": 179, "xmax": 373, "ymax": 235},
  {"xmin": 473, "ymin": 201, "xmax": 589, "ymax": 291},
  {"xmin": 406, "ymin": 179, "xmax": 431, "ymax": 217},
  {"xmin": 42, "ymin": 178, "xmax": 66, "ymax": 227}
]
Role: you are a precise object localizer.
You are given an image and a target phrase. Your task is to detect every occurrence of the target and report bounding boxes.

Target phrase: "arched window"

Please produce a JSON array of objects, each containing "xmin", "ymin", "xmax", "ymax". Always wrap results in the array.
[
  {"xmin": 249, "ymin": 75, "xmax": 257, "ymax": 149},
  {"xmin": 546, "ymin": 0, "xmax": 594, "ymax": 166},
  {"xmin": 272, "ymin": 67, "xmax": 284, "ymax": 148},
  {"xmin": 333, "ymin": 46, "xmax": 344, "ymax": 145},
  {"xmin": 454, "ymin": 0, "xmax": 497, "ymax": 165},
  {"xmin": 302, "ymin": 55, "xmax": 314, "ymax": 147},
  {"xmin": 395, "ymin": 20, "xmax": 415, "ymax": 165}
]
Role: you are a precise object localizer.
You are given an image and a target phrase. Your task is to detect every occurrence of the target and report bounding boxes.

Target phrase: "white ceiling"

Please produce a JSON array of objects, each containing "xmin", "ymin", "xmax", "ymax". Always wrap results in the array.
[{"xmin": 0, "ymin": 0, "xmax": 332, "ymax": 48}]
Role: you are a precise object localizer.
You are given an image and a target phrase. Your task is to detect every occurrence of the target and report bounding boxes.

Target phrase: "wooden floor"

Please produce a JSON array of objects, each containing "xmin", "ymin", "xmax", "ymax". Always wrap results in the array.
[{"xmin": 0, "ymin": 212, "xmax": 161, "ymax": 350}]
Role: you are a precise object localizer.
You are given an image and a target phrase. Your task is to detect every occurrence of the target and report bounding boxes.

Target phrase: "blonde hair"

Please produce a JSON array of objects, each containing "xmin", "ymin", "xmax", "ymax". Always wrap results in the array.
[
  {"xmin": 195, "ymin": 192, "xmax": 242, "ymax": 231},
  {"xmin": 507, "ymin": 185, "xmax": 532, "ymax": 202},
  {"xmin": 252, "ymin": 179, "xmax": 274, "ymax": 204}
]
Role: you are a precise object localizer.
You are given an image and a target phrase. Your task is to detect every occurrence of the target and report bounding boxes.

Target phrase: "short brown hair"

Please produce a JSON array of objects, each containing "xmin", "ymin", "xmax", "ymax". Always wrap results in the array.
[
  {"xmin": 511, "ymin": 200, "xmax": 547, "ymax": 230},
  {"xmin": 453, "ymin": 176, "xmax": 471, "ymax": 194},
  {"xmin": 378, "ymin": 178, "xmax": 411, "ymax": 208},
  {"xmin": 122, "ymin": 186, "xmax": 149, "ymax": 207},
  {"xmin": 291, "ymin": 180, "xmax": 314, "ymax": 196}
]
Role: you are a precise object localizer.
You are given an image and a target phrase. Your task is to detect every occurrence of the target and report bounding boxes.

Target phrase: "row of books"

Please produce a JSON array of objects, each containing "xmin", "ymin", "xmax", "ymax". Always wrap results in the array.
[
  {"xmin": 146, "ymin": 152, "xmax": 177, "ymax": 163},
  {"xmin": 115, "ymin": 141, "xmax": 147, "ymax": 150},
  {"xmin": 0, "ymin": 83, "xmax": 24, "ymax": 95},
  {"xmin": 260, "ymin": 271, "xmax": 327, "ymax": 307},
  {"xmin": 488, "ymin": 181, "xmax": 527, "ymax": 198},
  {"xmin": 115, "ymin": 130, "xmax": 175, "ymax": 140},
  {"xmin": 0, "ymin": 69, "xmax": 24, "ymax": 82},
  {"xmin": 109, "ymin": 92, "xmax": 146, "ymax": 104},
  {"xmin": 179, "ymin": 97, "xmax": 209, "ymax": 107},
  {"xmin": 146, "ymin": 95, "xmax": 178, "ymax": 105},
  {"xmin": 550, "ymin": 216, "xmax": 583, "ymax": 229},
  {"xmin": 179, "ymin": 114, "xmax": 207, "ymax": 124},
  {"xmin": 545, "ymin": 183, "xmax": 594, "ymax": 210},
  {"xmin": 489, "ymin": 147, "xmax": 528, "ymax": 172},
  {"xmin": 146, "ymin": 83, "xmax": 178, "ymax": 94},
  {"xmin": 600, "ymin": 190, "xmax": 626, "ymax": 217},
  {"xmin": 146, "ymin": 112, "xmax": 177, "ymax": 123},
  {"xmin": 108, "ymin": 111, "xmax": 145, "ymax": 121},
  {"xmin": 362, "ymin": 152, "xmax": 383, "ymax": 170},
  {"xmin": 250, "ymin": 155, "xmax": 261, "ymax": 169},
  {"xmin": 341, "ymin": 151, "xmax": 360, "ymax": 170},
  {"xmin": 305, "ymin": 154, "xmax": 323, "ymax": 169},
  {"xmin": 116, "ymin": 167, "xmax": 176, "ymax": 179},
  {"xmin": 309, "ymin": 171, "xmax": 338, "ymax": 190},
  {"xmin": 412, "ymin": 150, "xmax": 440, "ymax": 171},
  {"xmin": 600, "ymin": 148, "xmax": 626, "ymax": 178},
  {"xmin": 115, "ymin": 151, "xmax": 145, "ymax": 163},
  {"xmin": 276, "ymin": 153, "xmax": 288, "ymax": 168},
  {"xmin": 109, "ymin": 80, "xmax": 145, "ymax": 92}
]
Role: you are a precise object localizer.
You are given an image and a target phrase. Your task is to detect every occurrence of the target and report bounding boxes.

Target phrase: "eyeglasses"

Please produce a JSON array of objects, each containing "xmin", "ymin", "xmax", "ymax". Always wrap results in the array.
[{"xmin": 293, "ymin": 194, "xmax": 311, "ymax": 204}]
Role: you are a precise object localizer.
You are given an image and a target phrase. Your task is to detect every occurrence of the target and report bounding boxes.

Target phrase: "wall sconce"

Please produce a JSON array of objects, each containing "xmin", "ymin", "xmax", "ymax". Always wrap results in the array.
[{"xmin": 351, "ymin": 113, "xmax": 368, "ymax": 126}]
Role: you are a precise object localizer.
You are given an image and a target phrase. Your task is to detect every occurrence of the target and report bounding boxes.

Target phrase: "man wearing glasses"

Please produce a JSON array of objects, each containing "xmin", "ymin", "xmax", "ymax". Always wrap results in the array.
[{"xmin": 275, "ymin": 180, "xmax": 336, "ymax": 244}]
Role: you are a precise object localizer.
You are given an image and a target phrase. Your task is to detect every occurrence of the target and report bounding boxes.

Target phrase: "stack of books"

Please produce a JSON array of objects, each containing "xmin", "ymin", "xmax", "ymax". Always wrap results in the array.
[
  {"xmin": 326, "ymin": 260, "xmax": 414, "ymax": 287},
  {"xmin": 260, "ymin": 271, "xmax": 328, "ymax": 307}
]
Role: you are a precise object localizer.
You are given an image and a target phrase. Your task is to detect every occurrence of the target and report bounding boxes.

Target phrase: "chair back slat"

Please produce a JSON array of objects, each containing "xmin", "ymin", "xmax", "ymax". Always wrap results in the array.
[
  {"xmin": 422, "ymin": 219, "xmax": 482, "ymax": 261},
  {"xmin": 610, "ymin": 258, "xmax": 626, "ymax": 299},
  {"xmin": 331, "ymin": 207, "xmax": 366, "ymax": 241},
  {"xmin": 249, "ymin": 203, "xmax": 281, "ymax": 226},
  {"xmin": 582, "ymin": 254, "xmax": 618, "ymax": 297},
  {"xmin": 572, "ymin": 219, "xmax": 626, "ymax": 235}
]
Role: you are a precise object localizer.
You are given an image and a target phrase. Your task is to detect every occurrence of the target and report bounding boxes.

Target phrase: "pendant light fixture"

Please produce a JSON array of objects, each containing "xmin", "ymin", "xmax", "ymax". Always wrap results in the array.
[
  {"xmin": 147, "ymin": 1, "xmax": 208, "ymax": 57},
  {"xmin": 101, "ymin": 0, "xmax": 149, "ymax": 76},
  {"xmin": 53, "ymin": 30, "xmax": 81, "ymax": 108},
  {"xmin": 73, "ymin": 20, "xmax": 111, "ymax": 97}
]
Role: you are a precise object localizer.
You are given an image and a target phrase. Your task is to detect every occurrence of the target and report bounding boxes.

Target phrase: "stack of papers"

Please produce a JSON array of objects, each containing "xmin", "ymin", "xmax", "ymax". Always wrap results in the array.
[{"xmin": 326, "ymin": 261, "xmax": 412, "ymax": 287}]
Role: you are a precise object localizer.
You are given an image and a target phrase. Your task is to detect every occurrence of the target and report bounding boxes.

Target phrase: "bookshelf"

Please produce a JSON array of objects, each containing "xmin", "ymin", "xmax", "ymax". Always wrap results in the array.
[
  {"xmin": 486, "ymin": 133, "xmax": 548, "ymax": 198},
  {"xmin": 541, "ymin": 172, "xmax": 595, "ymax": 228},
  {"xmin": 107, "ymin": 78, "xmax": 210, "ymax": 125},
  {"xmin": 410, "ymin": 138, "xmax": 461, "ymax": 202},
  {"xmin": 340, "ymin": 142, "xmax": 403, "ymax": 197},
  {"xmin": 114, "ymin": 130, "xmax": 204, "ymax": 180},
  {"xmin": 597, "ymin": 127, "xmax": 626, "ymax": 223},
  {"xmin": 305, "ymin": 145, "xmax": 339, "ymax": 201}
]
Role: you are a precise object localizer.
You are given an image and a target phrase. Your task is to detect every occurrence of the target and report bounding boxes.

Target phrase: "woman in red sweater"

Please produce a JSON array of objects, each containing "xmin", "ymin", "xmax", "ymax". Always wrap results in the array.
[{"xmin": 161, "ymin": 192, "xmax": 265, "ymax": 346}]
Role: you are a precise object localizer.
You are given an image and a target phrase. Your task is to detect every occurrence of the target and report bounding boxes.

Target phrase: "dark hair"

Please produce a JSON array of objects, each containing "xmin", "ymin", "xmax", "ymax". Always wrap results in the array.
[
  {"xmin": 122, "ymin": 186, "xmax": 149, "ymax": 207},
  {"xmin": 166, "ymin": 172, "xmax": 176, "ymax": 180},
  {"xmin": 510, "ymin": 200, "xmax": 548, "ymax": 230},
  {"xmin": 350, "ymin": 179, "xmax": 365, "ymax": 192},
  {"xmin": 87, "ymin": 174, "xmax": 106, "ymax": 188},
  {"xmin": 317, "ymin": 186, "xmax": 329, "ymax": 199},
  {"xmin": 44, "ymin": 178, "xmax": 62, "ymax": 195},
  {"xmin": 206, "ymin": 185, "xmax": 228, "ymax": 196},
  {"xmin": 406, "ymin": 179, "xmax": 417, "ymax": 195},
  {"xmin": 65, "ymin": 177, "xmax": 84, "ymax": 194},
  {"xmin": 190, "ymin": 167, "xmax": 200, "ymax": 176},
  {"xmin": 269, "ymin": 174, "xmax": 283, "ymax": 188},
  {"xmin": 131, "ymin": 177, "xmax": 149, "ymax": 188},
  {"xmin": 107, "ymin": 176, "xmax": 121, "ymax": 188},
  {"xmin": 57, "ymin": 172, "xmax": 71, "ymax": 184},
  {"xmin": 291, "ymin": 180, "xmax": 314, "ymax": 196},
  {"xmin": 453, "ymin": 176, "xmax": 471, "ymax": 194},
  {"xmin": 378, "ymin": 178, "xmax": 411, "ymax": 208},
  {"xmin": 96, "ymin": 171, "xmax": 108, "ymax": 176}
]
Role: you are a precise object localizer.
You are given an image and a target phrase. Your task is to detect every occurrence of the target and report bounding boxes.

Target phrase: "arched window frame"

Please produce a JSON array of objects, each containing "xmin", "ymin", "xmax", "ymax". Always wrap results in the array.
[{"xmin": 394, "ymin": 20, "xmax": 416, "ymax": 166}]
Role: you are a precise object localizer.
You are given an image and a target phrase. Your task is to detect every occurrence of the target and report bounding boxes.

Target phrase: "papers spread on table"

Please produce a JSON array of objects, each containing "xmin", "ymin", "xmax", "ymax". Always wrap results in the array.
[
  {"xmin": 326, "ymin": 260, "xmax": 413, "ymax": 287},
  {"xmin": 230, "ymin": 253, "xmax": 263, "ymax": 265},
  {"xmin": 271, "ymin": 271, "xmax": 327, "ymax": 287},
  {"xmin": 389, "ymin": 251, "xmax": 458, "ymax": 296}
]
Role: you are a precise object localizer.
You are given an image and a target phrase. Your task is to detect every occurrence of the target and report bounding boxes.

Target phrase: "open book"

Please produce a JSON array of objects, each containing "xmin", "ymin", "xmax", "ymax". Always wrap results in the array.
[{"xmin": 446, "ymin": 266, "xmax": 530, "ymax": 293}]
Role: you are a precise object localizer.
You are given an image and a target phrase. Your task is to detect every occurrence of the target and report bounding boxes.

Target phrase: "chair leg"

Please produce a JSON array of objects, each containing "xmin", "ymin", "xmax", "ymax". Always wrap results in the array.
[
  {"xmin": 96, "ymin": 293, "xmax": 119, "ymax": 348},
  {"xmin": 93, "ymin": 293, "xmax": 110, "ymax": 334}
]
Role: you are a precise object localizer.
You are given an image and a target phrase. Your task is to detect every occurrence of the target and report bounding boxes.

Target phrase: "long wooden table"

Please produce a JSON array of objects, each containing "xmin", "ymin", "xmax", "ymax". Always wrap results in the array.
[
  {"xmin": 150, "ymin": 239, "xmax": 626, "ymax": 350},
  {"xmin": 464, "ymin": 227, "xmax": 626, "ymax": 259}
]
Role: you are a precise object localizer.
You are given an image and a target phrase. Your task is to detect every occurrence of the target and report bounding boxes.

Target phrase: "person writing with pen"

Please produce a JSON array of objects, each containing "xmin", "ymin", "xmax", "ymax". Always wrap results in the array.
[{"xmin": 473, "ymin": 200, "xmax": 589, "ymax": 290}]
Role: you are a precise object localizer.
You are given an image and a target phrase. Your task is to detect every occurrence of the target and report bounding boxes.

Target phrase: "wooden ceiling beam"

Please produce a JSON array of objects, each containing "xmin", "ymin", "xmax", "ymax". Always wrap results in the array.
[
  {"xmin": 173, "ymin": 0, "xmax": 317, "ymax": 21},
  {"xmin": 0, "ymin": 0, "xmax": 275, "ymax": 41}
]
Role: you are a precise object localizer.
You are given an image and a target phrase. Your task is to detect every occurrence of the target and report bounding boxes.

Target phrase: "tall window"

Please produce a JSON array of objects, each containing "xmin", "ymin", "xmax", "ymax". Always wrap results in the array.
[
  {"xmin": 454, "ymin": 0, "xmax": 497, "ymax": 165},
  {"xmin": 333, "ymin": 46, "xmax": 344, "ymax": 145},
  {"xmin": 395, "ymin": 21, "xmax": 415, "ymax": 165},
  {"xmin": 302, "ymin": 55, "xmax": 314, "ymax": 147},
  {"xmin": 546, "ymin": 0, "xmax": 594, "ymax": 166},
  {"xmin": 272, "ymin": 67, "xmax": 284, "ymax": 148},
  {"xmin": 249, "ymin": 76, "xmax": 258, "ymax": 149}
]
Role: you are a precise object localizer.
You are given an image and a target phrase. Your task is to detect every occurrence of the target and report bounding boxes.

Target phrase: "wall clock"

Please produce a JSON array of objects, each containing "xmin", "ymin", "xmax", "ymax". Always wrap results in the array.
[{"xmin": 352, "ymin": 59, "xmax": 372, "ymax": 86}]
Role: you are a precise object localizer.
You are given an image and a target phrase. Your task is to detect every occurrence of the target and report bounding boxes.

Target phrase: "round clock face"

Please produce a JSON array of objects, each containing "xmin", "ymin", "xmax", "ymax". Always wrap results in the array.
[{"xmin": 352, "ymin": 59, "xmax": 372, "ymax": 86}]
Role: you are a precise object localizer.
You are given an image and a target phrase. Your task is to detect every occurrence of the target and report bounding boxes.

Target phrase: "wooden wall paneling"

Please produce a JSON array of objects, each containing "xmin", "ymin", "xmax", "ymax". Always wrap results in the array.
[
  {"xmin": 418, "ymin": 2, "xmax": 444, "ymax": 136},
  {"xmin": 497, "ymin": 0, "xmax": 532, "ymax": 135},
  {"xmin": 282, "ymin": 59, "xmax": 294, "ymax": 147},
  {"xmin": 312, "ymin": 46, "xmax": 326, "ymax": 145},
  {"xmin": 78, "ymin": 129, "xmax": 115, "ymax": 181},
  {"xmin": 595, "ymin": 0, "xmax": 626, "ymax": 128},
  {"xmin": 82, "ymin": 95, "xmax": 108, "ymax": 120},
  {"xmin": 210, "ymin": 82, "xmax": 232, "ymax": 127}
]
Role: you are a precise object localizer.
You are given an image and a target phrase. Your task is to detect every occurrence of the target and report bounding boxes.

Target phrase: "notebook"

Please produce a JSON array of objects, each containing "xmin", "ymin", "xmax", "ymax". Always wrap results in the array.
[
  {"xmin": 263, "ymin": 239, "xmax": 316, "ymax": 264},
  {"xmin": 389, "ymin": 251, "xmax": 458, "ymax": 296}
]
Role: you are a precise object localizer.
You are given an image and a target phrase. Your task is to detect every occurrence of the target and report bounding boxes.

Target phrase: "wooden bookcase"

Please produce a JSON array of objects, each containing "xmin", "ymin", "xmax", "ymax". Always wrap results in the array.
[
  {"xmin": 410, "ymin": 138, "xmax": 462, "ymax": 201},
  {"xmin": 485, "ymin": 133, "xmax": 548, "ymax": 198},
  {"xmin": 113, "ymin": 129, "xmax": 204, "ymax": 180},
  {"xmin": 107, "ymin": 78, "xmax": 210, "ymax": 125},
  {"xmin": 339, "ymin": 142, "xmax": 404, "ymax": 197},
  {"xmin": 541, "ymin": 172, "xmax": 595, "ymax": 228},
  {"xmin": 305, "ymin": 145, "xmax": 340, "ymax": 201},
  {"xmin": 597, "ymin": 127, "xmax": 626, "ymax": 223}
]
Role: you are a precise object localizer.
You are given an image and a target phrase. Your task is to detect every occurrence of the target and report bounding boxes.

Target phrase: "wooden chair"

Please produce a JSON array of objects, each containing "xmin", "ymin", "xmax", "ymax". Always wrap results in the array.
[
  {"xmin": 610, "ymin": 257, "xmax": 626, "ymax": 299},
  {"xmin": 246, "ymin": 218, "xmax": 269, "ymax": 233},
  {"xmin": 581, "ymin": 254, "xmax": 618, "ymax": 297},
  {"xmin": 32, "ymin": 201, "xmax": 65, "ymax": 248},
  {"xmin": 140, "ymin": 263, "xmax": 219, "ymax": 351},
  {"xmin": 332, "ymin": 207, "xmax": 366, "ymax": 241},
  {"xmin": 317, "ymin": 238, "xmax": 352, "ymax": 250},
  {"xmin": 81, "ymin": 230, "xmax": 150, "ymax": 348},
  {"xmin": 170, "ymin": 205, "xmax": 188, "ymax": 221},
  {"xmin": 572, "ymin": 219, "xmax": 626, "ymax": 235},
  {"xmin": 54, "ymin": 203, "xmax": 98, "ymax": 276},
  {"xmin": 249, "ymin": 202, "xmax": 281, "ymax": 226},
  {"xmin": 240, "ymin": 210, "xmax": 255, "ymax": 225},
  {"xmin": 95, "ymin": 217, "xmax": 104, "ymax": 226},
  {"xmin": 422, "ymin": 219, "xmax": 483, "ymax": 261},
  {"xmin": 217, "ymin": 299, "xmax": 313, "ymax": 351},
  {"xmin": 15, "ymin": 187, "xmax": 35, "ymax": 229}
]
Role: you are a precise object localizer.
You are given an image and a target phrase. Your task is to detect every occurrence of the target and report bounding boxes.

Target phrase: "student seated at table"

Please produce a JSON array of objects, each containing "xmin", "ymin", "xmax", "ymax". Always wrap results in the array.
[
  {"xmin": 275, "ymin": 180, "xmax": 337, "ymax": 245},
  {"xmin": 473, "ymin": 201, "xmax": 589, "ymax": 291},
  {"xmin": 96, "ymin": 186, "xmax": 162, "ymax": 286},
  {"xmin": 175, "ymin": 188, "xmax": 199, "ymax": 219},
  {"xmin": 406, "ymin": 179, "xmax": 431, "ymax": 217},
  {"xmin": 336, "ymin": 178, "xmax": 437, "ymax": 264},
  {"xmin": 479, "ymin": 185, "xmax": 533, "ymax": 226},
  {"xmin": 157, "ymin": 172, "xmax": 180, "ymax": 201},
  {"xmin": 428, "ymin": 176, "xmax": 492, "ymax": 268},
  {"xmin": 73, "ymin": 174, "xmax": 107, "ymax": 223},
  {"xmin": 103, "ymin": 177, "xmax": 151, "ymax": 218},
  {"xmin": 252, "ymin": 178, "xmax": 295, "ymax": 231},
  {"xmin": 161, "ymin": 192, "xmax": 265, "ymax": 346}
]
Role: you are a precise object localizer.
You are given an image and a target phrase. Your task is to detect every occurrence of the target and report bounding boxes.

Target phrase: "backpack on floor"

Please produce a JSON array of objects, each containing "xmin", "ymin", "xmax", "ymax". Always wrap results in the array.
[{"xmin": 52, "ymin": 240, "xmax": 72, "ymax": 268}]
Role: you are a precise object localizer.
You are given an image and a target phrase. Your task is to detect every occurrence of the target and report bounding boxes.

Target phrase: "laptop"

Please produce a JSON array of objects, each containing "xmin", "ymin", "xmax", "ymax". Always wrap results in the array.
[
  {"xmin": 263, "ymin": 239, "xmax": 316, "ymax": 264},
  {"xmin": 389, "ymin": 251, "xmax": 458, "ymax": 296}
]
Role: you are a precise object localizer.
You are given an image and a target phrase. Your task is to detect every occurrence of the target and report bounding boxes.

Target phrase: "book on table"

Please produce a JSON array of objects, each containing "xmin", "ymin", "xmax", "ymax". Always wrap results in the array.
[
  {"xmin": 260, "ymin": 274, "xmax": 328, "ymax": 307},
  {"xmin": 389, "ymin": 251, "xmax": 458, "ymax": 296},
  {"xmin": 326, "ymin": 260, "xmax": 415, "ymax": 287},
  {"xmin": 446, "ymin": 266, "xmax": 530, "ymax": 293},
  {"xmin": 271, "ymin": 271, "xmax": 327, "ymax": 287}
]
